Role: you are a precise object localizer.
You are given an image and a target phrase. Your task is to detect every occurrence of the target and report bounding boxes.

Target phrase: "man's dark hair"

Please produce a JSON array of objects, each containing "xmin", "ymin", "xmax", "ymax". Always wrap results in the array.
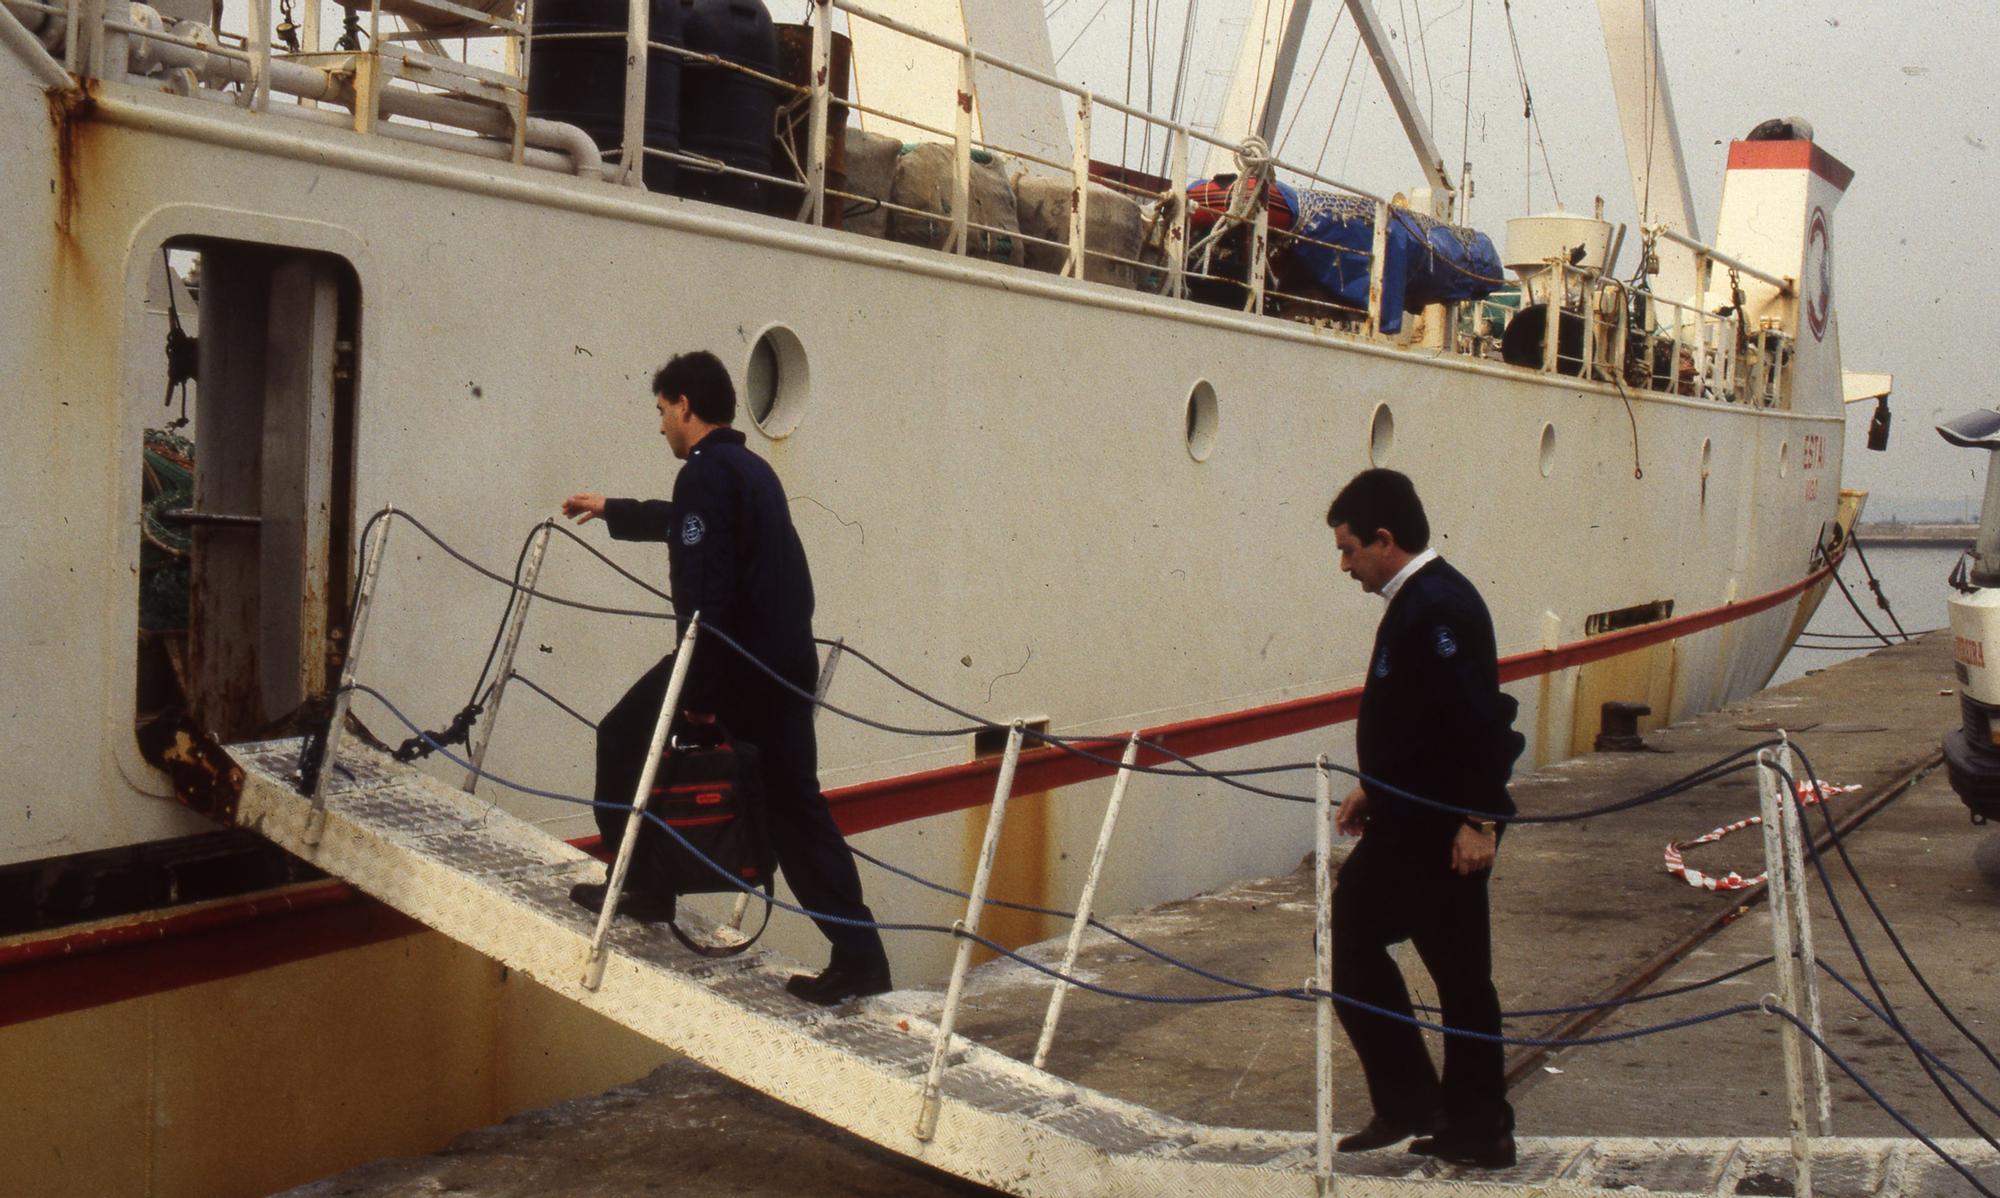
[
  {"xmin": 1326, "ymin": 468, "xmax": 1430, "ymax": 551},
  {"xmin": 652, "ymin": 351, "xmax": 736, "ymax": 425}
]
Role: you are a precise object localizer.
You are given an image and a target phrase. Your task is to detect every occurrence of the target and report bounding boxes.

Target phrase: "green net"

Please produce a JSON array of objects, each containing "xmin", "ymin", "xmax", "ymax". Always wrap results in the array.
[{"xmin": 140, "ymin": 428, "xmax": 193, "ymax": 633}]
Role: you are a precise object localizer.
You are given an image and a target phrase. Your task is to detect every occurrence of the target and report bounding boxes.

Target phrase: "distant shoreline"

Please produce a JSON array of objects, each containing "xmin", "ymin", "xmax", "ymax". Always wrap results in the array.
[{"xmin": 1855, "ymin": 522, "xmax": 1977, "ymax": 547}]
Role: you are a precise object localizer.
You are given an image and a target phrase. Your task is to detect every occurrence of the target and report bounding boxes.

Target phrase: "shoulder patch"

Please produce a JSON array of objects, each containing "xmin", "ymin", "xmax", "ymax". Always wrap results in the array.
[
  {"xmin": 680, "ymin": 513, "xmax": 706, "ymax": 546},
  {"xmin": 1372, "ymin": 648, "xmax": 1391, "ymax": 678},
  {"xmin": 1432, "ymin": 625, "xmax": 1458, "ymax": 658}
]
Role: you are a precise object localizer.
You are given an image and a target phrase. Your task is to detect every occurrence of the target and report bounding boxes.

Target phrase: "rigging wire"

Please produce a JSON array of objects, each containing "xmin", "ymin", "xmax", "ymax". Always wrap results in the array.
[
  {"xmin": 1412, "ymin": 0, "xmax": 1436, "ymax": 133},
  {"xmin": 1500, "ymin": 0, "xmax": 1560, "ymax": 210},
  {"xmin": 1124, "ymin": 0, "xmax": 1136, "ymax": 166},
  {"xmin": 1639, "ymin": 0, "xmax": 1657, "ymax": 227},
  {"xmin": 1458, "ymin": 0, "xmax": 1476, "ymax": 224},
  {"xmin": 1273, "ymin": 6, "xmax": 1346, "ymax": 162},
  {"xmin": 1246, "ymin": 0, "xmax": 1280, "ymax": 143},
  {"xmin": 1310, "ymin": 36, "xmax": 1366, "ymax": 181},
  {"xmin": 1054, "ymin": 0, "xmax": 1112, "ymax": 67},
  {"xmin": 1155, "ymin": 0, "xmax": 1199, "ymax": 176}
]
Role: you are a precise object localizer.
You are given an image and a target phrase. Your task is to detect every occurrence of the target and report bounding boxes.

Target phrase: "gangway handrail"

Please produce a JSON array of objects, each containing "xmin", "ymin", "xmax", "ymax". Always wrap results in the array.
[{"xmin": 210, "ymin": 507, "xmax": 2000, "ymax": 1193}]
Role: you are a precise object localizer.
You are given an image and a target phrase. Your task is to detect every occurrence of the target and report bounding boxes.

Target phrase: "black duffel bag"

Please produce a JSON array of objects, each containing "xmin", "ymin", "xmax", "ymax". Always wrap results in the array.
[{"xmin": 639, "ymin": 722, "xmax": 776, "ymax": 956}]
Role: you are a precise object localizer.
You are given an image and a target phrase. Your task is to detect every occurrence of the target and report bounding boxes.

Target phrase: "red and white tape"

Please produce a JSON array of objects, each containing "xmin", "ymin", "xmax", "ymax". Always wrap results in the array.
[{"xmin": 1663, "ymin": 778, "xmax": 1862, "ymax": 892}]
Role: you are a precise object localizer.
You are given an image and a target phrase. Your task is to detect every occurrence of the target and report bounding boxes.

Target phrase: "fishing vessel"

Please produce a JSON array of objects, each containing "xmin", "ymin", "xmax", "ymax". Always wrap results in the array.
[{"xmin": 0, "ymin": 0, "xmax": 1875, "ymax": 1190}]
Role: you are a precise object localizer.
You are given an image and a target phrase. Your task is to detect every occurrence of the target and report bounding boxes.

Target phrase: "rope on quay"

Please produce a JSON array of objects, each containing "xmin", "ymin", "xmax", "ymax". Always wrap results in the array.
[
  {"xmin": 334, "ymin": 681, "xmax": 1998, "ymax": 1196},
  {"xmin": 1819, "ymin": 959, "xmax": 2000, "ymax": 1121},
  {"xmin": 1772, "ymin": 747, "xmax": 2000, "ymax": 1151},
  {"xmin": 1849, "ymin": 536, "xmax": 1914, "ymax": 641}
]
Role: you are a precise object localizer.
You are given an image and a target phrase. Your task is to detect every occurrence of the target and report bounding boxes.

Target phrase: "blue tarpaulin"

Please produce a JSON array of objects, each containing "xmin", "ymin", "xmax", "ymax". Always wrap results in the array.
[{"xmin": 1284, "ymin": 190, "xmax": 1505, "ymax": 333}]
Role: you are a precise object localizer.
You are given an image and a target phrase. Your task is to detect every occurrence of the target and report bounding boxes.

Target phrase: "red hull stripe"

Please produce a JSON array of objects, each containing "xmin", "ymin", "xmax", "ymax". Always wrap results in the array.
[
  {"xmin": 0, "ymin": 556, "xmax": 1836, "ymax": 1022},
  {"xmin": 1725, "ymin": 140, "xmax": 1855, "ymax": 192},
  {"xmin": 822, "ymin": 556, "xmax": 1837, "ymax": 834}
]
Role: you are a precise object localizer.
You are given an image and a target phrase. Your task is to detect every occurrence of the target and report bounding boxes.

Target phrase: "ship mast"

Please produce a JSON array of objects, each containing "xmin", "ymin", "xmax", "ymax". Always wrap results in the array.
[
  {"xmin": 1208, "ymin": 0, "xmax": 1454, "ymax": 217},
  {"xmin": 847, "ymin": 0, "xmax": 1073, "ymax": 171},
  {"xmin": 1597, "ymin": 0, "xmax": 1699, "ymax": 301}
]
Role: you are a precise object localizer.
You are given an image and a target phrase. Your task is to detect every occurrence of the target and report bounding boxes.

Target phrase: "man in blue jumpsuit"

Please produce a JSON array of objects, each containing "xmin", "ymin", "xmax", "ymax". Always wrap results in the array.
[
  {"xmin": 1325, "ymin": 468, "xmax": 1523, "ymax": 1167},
  {"xmin": 562, "ymin": 350, "xmax": 891, "ymax": 1005}
]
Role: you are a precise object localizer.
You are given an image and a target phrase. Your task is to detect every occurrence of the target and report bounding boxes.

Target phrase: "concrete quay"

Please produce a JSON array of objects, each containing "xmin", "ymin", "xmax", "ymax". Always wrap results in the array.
[{"xmin": 290, "ymin": 634, "xmax": 2000, "ymax": 1196}]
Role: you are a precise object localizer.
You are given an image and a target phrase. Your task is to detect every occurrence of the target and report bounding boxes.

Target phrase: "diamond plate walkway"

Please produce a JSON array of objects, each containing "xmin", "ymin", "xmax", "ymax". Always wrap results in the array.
[{"xmin": 230, "ymin": 738, "xmax": 1999, "ymax": 1197}]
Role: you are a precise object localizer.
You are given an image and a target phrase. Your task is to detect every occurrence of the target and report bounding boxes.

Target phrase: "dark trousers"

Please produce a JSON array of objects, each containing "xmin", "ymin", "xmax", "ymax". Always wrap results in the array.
[
  {"xmin": 593, "ymin": 655, "xmax": 888, "ymax": 968},
  {"xmin": 1332, "ymin": 832, "xmax": 1513, "ymax": 1137}
]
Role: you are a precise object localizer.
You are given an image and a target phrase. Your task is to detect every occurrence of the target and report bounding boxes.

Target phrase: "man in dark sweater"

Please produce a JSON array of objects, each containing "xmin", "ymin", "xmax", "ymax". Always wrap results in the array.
[
  {"xmin": 1326, "ymin": 468, "xmax": 1524, "ymax": 1168},
  {"xmin": 562, "ymin": 350, "xmax": 890, "ymax": 1006}
]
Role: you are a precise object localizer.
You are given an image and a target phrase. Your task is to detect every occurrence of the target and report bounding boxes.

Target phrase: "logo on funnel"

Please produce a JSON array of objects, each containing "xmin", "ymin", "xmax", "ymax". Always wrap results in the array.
[{"xmin": 1805, "ymin": 206, "xmax": 1832, "ymax": 342}]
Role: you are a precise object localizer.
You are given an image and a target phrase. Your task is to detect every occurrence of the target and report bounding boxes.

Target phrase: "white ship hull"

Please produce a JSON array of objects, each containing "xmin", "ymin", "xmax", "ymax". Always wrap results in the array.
[{"xmin": 3, "ymin": 79, "xmax": 1846, "ymax": 981}]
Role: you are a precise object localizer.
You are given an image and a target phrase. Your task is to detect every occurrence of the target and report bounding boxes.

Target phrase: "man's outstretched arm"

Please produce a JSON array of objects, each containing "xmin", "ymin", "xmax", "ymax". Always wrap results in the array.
[{"xmin": 562, "ymin": 492, "xmax": 675, "ymax": 542}]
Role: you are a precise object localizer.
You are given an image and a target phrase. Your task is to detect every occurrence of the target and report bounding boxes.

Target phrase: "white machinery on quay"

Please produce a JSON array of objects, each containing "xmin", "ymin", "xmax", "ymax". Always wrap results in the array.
[{"xmin": 1939, "ymin": 410, "xmax": 2000, "ymax": 826}]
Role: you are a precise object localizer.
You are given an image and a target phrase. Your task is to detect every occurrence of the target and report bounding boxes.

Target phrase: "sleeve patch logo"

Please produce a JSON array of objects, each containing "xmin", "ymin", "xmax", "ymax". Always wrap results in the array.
[
  {"xmin": 1432, "ymin": 626, "xmax": 1458, "ymax": 658},
  {"xmin": 1372, "ymin": 649, "xmax": 1391, "ymax": 678},
  {"xmin": 680, "ymin": 513, "xmax": 706, "ymax": 546}
]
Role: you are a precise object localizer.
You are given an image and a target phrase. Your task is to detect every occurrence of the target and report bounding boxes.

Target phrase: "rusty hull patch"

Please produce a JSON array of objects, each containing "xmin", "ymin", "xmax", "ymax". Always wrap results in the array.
[
  {"xmin": 137, "ymin": 713, "xmax": 248, "ymax": 822},
  {"xmin": 46, "ymin": 80, "xmax": 96, "ymax": 238}
]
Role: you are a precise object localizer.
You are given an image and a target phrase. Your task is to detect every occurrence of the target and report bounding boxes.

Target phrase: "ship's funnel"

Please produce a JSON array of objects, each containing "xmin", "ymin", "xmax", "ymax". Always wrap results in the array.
[{"xmin": 1711, "ymin": 134, "xmax": 1854, "ymax": 417}]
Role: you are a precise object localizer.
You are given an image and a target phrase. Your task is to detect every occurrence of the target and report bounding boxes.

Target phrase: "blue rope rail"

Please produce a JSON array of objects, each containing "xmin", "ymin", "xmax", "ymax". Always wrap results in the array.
[
  {"xmin": 326, "ymin": 685, "xmax": 1998, "ymax": 1196},
  {"xmin": 324, "ymin": 507, "xmax": 2000, "ymax": 1192}
]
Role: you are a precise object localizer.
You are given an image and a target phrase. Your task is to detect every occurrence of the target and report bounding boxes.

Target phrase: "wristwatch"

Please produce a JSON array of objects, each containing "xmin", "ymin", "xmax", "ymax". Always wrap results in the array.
[{"xmin": 1462, "ymin": 817, "xmax": 1497, "ymax": 835}]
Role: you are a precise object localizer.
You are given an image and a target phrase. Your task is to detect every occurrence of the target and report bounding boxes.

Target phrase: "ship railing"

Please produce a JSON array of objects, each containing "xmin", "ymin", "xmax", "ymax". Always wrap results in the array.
[
  {"xmin": 806, "ymin": 0, "xmax": 1395, "ymax": 326},
  {"xmin": 1506, "ymin": 257, "xmax": 1792, "ymax": 407}
]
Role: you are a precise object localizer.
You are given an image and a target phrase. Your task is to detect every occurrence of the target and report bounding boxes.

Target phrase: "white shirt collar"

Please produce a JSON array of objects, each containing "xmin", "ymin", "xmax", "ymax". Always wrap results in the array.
[{"xmin": 1379, "ymin": 548, "xmax": 1439, "ymax": 604}]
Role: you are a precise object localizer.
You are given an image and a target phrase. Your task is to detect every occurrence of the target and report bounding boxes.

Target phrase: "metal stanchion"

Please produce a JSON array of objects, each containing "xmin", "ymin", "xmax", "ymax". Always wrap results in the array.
[
  {"xmin": 1032, "ymin": 732, "xmax": 1140, "ymax": 1070},
  {"xmin": 464, "ymin": 521, "xmax": 553, "ymax": 794},
  {"xmin": 581, "ymin": 613, "xmax": 700, "ymax": 991},
  {"xmin": 304, "ymin": 509, "xmax": 395, "ymax": 847},
  {"xmin": 916, "ymin": 721, "xmax": 1024, "ymax": 1142},
  {"xmin": 1758, "ymin": 746, "xmax": 1814, "ymax": 1195},
  {"xmin": 1313, "ymin": 756, "xmax": 1335, "ymax": 1190},
  {"xmin": 1778, "ymin": 736, "xmax": 1834, "ymax": 1132}
]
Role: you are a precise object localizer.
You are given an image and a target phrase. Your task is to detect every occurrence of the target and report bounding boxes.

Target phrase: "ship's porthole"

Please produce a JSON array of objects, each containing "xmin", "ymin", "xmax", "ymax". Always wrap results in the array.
[
  {"xmin": 1779, "ymin": 440, "xmax": 1790, "ymax": 478},
  {"xmin": 1185, "ymin": 380, "xmax": 1218, "ymax": 462},
  {"xmin": 745, "ymin": 325, "xmax": 809, "ymax": 439},
  {"xmin": 1369, "ymin": 404, "xmax": 1395, "ymax": 466},
  {"xmin": 1538, "ymin": 423, "xmax": 1556, "ymax": 477}
]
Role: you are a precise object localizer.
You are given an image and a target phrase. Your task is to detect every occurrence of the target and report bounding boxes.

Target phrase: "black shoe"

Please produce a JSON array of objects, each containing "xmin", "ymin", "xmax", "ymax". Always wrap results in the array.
[
  {"xmin": 1337, "ymin": 1111, "xmax": 1444, "ymax": 1153},
  {"xmin": 569, "ymin": 881, "xmax": 677, "ymax": 923},
  {"xmin": 1408, "ymin": 1130, "xmax": 1517, "ymax": 1169},
  {"xmin": 785, "ymin": 957, "xmax": 893, "ymax": 1006}
]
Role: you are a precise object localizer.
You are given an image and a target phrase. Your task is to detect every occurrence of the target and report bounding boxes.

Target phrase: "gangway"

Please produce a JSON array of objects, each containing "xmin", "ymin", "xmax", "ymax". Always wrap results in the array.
[{"xmin": 224, "ymin": 734, "xmax": 2000, "ymax": 1197}]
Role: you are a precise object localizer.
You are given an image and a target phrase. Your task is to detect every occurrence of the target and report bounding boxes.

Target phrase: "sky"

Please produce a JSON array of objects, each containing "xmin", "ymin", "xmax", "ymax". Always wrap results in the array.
[{"xmin": 1050, "ymin": 0, "xmax": 1998, "ymax": 520}]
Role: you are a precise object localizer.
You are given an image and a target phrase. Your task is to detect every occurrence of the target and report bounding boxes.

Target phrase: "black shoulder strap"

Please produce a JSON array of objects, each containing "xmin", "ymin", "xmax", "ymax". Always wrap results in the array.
[{"xmin": 666, "ymin": 879, "xmax": 775, "ymax": 958}]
